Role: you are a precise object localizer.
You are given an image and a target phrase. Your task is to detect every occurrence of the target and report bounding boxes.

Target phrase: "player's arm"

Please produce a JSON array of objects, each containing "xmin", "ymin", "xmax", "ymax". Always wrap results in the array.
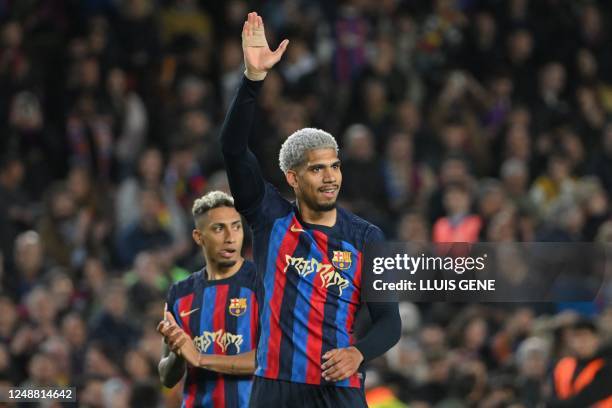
[
  {"xmin": 352, "ymin": 301, "xmax": 401, "ymax": 362},
  {"xmin": 158, "ymin": 339, "xmax": 186, "ymax": 388},
  {"xmin": 220, "ymin": 12, "xmax": 288, "ymax": 213},
  {"xmin": 163, "ymin": 312, "xmax": 256, "ymax": 375},
  {"xmin": 197, "ymin": 350, "xmax": 256, "ymax": 375},
  {"xmin": 157, "ymin": 298, "xmax": 186, "ymax": 388},
  {"xmin": 322, "ymin": 226, "xmax": 401, "ymax": 382},
  {"xmin": 321, "ymin": 301, "xmax": 401, "ymax": 382}
]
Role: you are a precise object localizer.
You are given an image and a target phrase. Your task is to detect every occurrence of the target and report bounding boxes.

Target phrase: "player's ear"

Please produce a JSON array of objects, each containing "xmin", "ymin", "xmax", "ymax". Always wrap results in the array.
[
  {"xmin": 285, "ymin": 170, "xmax": 299, "ymax": 189},
  {"xmin": 192, "ymin": 229, "xmax": 203, "ymax": 246}
]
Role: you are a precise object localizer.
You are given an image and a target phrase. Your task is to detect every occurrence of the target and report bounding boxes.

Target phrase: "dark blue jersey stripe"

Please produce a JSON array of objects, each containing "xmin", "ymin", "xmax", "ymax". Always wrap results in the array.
[{"xmin": 256, "ymin": 213, "xmax": 293, "ymax": 376}]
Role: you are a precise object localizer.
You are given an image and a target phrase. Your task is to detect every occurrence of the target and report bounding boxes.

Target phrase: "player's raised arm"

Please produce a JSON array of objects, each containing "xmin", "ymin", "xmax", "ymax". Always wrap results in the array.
[{"xmin": 220, "ymin": 12, "xmax": 288, "ymax": 212}]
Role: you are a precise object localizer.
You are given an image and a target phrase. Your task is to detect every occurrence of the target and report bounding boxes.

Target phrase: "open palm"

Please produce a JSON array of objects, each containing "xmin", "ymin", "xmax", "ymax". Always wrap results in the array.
[{"xmin": 242, "ymin": 12, "xmax": 289, "ymax": 75}]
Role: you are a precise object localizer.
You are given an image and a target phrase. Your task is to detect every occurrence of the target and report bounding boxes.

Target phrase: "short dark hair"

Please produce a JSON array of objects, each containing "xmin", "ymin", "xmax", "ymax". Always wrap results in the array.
[{"xmin": 192, "ymin": 191, "xmax": 235, "ymax": 223}]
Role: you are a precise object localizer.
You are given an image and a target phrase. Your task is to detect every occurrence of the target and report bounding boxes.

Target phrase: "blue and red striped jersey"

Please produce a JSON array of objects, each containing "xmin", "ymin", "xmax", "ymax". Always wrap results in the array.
[
  {"xmin": 166, "ymin": 261, "xmax": 259, "ymax": 408},
  {"xmin": 241, "ymin": 182, "xmax": 385, "ymax": 388}
]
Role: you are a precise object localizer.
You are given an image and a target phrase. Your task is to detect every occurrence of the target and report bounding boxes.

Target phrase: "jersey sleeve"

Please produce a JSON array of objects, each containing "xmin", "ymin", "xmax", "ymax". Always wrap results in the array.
[
  {"xmin": 240, "ymin": 182, "xmax": 293, "ymax": 231},
  {"xmin": 220, "ymin": 76, "xmax": 292, "ymax": 230},
  {"xmin": 220, "ymin": 76, "xmax": 266, "ymax": 217},
  {"xmin": 353, "ymin": 225, "xmax": 401, "ymax": 361}
]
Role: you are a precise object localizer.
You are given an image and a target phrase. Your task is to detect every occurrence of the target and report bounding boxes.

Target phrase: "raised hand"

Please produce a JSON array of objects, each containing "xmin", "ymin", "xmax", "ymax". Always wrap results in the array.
[{"xmin": 242, "ymin": 11, "xmax": 289, "ymax": 80}]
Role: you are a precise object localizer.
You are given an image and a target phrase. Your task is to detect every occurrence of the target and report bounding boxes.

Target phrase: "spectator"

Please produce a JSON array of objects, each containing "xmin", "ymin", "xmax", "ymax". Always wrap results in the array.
[
  {"xmin": 11, "ymin": 231, "xmax": 47, "ymax": 301},
  {"xmin": 115, "ymin": 147, "xmax": 188, "ymax": 250},
  {"xmin": 88, "ymin": 281, "xmax": 140, "ymax": 352},
  {"xmin": 105, "ymin": 67, "xmax": 148, "ymax": 177},
  {"xmin": 115, "ymin": 188, "xmax": 174, "ymax": 268},
  {"xmin": 0, "ymin": 155, "xmax": 31, "ymax": 269},
  {"xmin": 340, "ymin": 124, "xmax": 388, "ymax": 225},
  {"xmin": 550, "ymin": 318, "xmax": 612, "ymax": 407},
  {"xmin": 432, "ymin": 183, "xmax": 482, "ymax": 243}
]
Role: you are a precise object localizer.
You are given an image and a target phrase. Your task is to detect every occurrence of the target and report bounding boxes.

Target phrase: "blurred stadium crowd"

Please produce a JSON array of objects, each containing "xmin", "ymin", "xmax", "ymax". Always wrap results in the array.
[{"xmin": 1, "ymin": 0, "xmax": 611, "ymax": 406}]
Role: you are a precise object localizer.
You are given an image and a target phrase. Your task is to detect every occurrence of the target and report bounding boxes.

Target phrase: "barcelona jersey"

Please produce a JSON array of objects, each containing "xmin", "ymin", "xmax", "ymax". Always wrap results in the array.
[
  {"xmin": 241, "ymin": 182, "xmax": 385, "ymax": 388},
  {"xmin": 166, "ymin": 261, "xmax": 259, "ymax": 408}
]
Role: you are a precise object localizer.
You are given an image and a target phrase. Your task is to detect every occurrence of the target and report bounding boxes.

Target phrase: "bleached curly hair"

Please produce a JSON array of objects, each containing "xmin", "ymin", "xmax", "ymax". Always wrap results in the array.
[
  {"xmin": 192, "ymin": 191, "xmax": 234, "ymax": 219},
  {"xmin": 278, "ymin": 128, "xmax": 339, "ymax": 173}
]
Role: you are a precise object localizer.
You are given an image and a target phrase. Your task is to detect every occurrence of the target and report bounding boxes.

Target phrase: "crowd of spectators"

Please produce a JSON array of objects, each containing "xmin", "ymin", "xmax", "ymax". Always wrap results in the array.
[{"xmin": 0, "ymin": 0, "xmax": 611, "ymax": 406}]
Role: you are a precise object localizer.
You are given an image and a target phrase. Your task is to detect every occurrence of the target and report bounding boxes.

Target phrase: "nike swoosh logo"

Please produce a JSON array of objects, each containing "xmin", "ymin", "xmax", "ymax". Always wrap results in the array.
[
  {"xmin": 290, "ymin": 224, "xmax": 305, "ymax": 233},
  {"xmin": 180, "ymin": 308, "xmax": 199, "ymax": 317}
]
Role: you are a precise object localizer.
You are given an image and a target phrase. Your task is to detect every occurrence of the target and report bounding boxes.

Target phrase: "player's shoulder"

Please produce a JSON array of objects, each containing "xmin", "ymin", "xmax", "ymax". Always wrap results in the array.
[
  {"xmin": 241, "ymin": 181, "xmax": 293, "ymax": 227},
  {"xmin": 336, "ymin": 207, "xmax": 385, "ymax": 247},
  {"xmin": 168, "ymin": 268, "xmax": 204, "ymax": 299}
]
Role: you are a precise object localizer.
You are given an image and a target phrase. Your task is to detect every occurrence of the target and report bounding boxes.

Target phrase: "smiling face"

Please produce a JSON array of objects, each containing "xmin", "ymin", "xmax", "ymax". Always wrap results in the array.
[
  {"xmin": 193, "ymin": 206, "xmax": 243, "ymax": 269},
  {"xmin": 286, "ymin": 148, "xmax": 342, "ymax": 212}
]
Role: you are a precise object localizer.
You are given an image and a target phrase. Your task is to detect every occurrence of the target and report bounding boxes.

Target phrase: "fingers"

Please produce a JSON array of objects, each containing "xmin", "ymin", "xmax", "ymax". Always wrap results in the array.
[
  {"xmin": 323, "ymin": 365, "xmax": 347, "ymax": 381},
  {"xmin": 245, "ymin": 12, "xmax": 263, "ymax": 35},
  {"xmin": 157, "ymin": 321, "xmax": 175, "ymax": 337},
  {"xmin": 323, "ymin": 360, "xmax": 352, "ymax": 381},
  {"xmin": 169, "ymin": 335, "xmax": 187, "ymax": 352},
  {"xmin": 248, "ymin": 12, "xmax": 257, "ymax": 36},
  {"xmin": 168, "ymin": 331, "xmax": 188, "ymax": 351},
  {"xmin": 322, "ymin": 348, "xmax": 340, "ymax": 362},
  {"xmin": 321, "ymin": 349, "xmax": 357, "ymax": 381},
  {"xmin": 165, "ymin": 311, "xmax": 178, "ymax": 326},
  {"xmin": 273, "ymin": 39, "xmax": 289, "ymax": 57},
  {"xmin": 321, "ymin": 354, "xmax": 339, "ymax": 370}
]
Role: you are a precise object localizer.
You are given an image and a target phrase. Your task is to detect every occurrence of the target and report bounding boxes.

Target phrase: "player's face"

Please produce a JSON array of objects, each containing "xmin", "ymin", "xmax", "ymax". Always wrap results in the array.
[
  {"xmin": 193, "ymin": 206, "xmax": 244, "ymax": 268},
  {"xmin": 289, "ymin": 148, "xmax": 342, "ymax": 212}
]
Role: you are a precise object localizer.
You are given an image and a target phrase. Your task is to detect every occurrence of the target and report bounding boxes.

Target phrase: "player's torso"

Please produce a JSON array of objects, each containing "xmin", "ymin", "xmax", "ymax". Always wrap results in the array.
[
  {"xmin": 171, "ymin": 265, "xmax": 259, "ymax": 408},
  {"xmin": 254, "ymin": 210, "xmax": 366, "ymax": 388}
]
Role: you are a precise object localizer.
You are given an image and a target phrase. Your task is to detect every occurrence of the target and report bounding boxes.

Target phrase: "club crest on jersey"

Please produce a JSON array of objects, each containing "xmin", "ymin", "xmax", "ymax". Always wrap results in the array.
[
  {"xmin": 332, "ymin": 251, "xmax": 352, "ymax": 270},
  {"xmin": 229, "ymin": 297, "xmax": 247, "ymax": 316}
]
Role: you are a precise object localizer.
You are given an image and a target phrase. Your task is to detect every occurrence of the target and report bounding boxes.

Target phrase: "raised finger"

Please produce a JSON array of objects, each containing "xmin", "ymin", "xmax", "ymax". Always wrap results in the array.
[
  {"xmin": 248, "ymin": 13, "xmax": 256, "ymax": 35},
  {"xmin": 165, "ymin": 312, "xmax": 179, "ymax": 327}
]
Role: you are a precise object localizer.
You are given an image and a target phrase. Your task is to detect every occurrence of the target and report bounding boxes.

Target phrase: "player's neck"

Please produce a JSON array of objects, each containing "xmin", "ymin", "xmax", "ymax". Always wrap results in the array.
[
  {"xmin": 206, "ymin": 257, "xmax": 244, "ymax": 281},
  {"xmin": 298, "ymin": 201, "xmax": 337, "ymax": 227}
]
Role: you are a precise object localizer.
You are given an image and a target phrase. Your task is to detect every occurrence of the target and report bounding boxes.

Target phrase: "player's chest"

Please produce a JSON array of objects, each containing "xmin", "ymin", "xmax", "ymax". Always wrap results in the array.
[
  {"xmin": 178, "ymin": 284, "xmax": 257, "ymax": 354},
  {"xmin": 276, "ymin": 225, "xmax": 362, "ymax": 296}
]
